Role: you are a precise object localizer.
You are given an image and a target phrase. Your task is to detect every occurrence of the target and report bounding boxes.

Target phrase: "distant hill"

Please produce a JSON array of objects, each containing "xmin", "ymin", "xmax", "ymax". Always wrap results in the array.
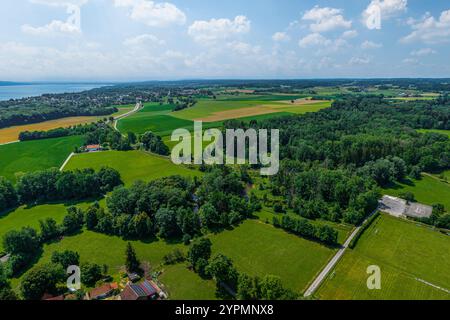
[{"xmin": 0, "ymin": 81, "xmax": 29, "ymax": 86}]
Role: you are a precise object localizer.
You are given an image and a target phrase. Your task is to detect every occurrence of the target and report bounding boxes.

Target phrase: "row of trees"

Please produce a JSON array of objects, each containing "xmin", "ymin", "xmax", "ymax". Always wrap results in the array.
[
  {"xmin": 273, "ymin": 215, "xmax": 339, "ymax": 246},
  {"xmin": 15, "ymin": 167, "xmax": 121, "ymax": 204}
]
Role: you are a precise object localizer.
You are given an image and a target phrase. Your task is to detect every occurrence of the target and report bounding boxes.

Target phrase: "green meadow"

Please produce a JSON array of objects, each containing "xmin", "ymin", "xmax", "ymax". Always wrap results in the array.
[
  {"xmin": 208, "ymin": 219, "xmax": 336, "ymax": 294},
  {"xmin": 159, "ymin": 264, "xmax": 217, "ymax": 300},
  {"xmin": 0, "ymin": 136, "xmax": 84, "ymax": 182},
  {"xmin": 64, "ymin": 150, "xmax": 200, "ymax": 186},
  {"xmin": 317, "ymin": 214, "xmax": 450, "ymax": 300},
  {"xmin": 383, "ymin": 174, "xmax": 450, "ymax": 212}
]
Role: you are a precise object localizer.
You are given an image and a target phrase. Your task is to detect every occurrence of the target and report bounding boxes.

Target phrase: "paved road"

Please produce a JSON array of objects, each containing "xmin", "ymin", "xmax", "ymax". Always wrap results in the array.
[
  {"xmin": 113, "ymin": 102, "xmax": 143, "ymax": 131},
  {"xmin": 59, "ymin": 152, "xmax": 75, "ymax": 171},
  {"xmin": 304, "ymin": 208, "xmax": 379, "ymax": 297}
]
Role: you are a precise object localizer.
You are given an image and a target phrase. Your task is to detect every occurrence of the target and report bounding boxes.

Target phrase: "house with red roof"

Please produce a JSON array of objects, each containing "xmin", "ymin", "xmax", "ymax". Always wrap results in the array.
[{"xmin": 119, "ymin": 280, "xmax": 158, "ymax": 301}]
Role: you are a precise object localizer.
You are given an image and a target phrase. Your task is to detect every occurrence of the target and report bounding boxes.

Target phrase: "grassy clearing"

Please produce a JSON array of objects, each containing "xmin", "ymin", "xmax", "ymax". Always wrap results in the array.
[
  {"xmin": 383, "ymin": 175, "xmax": 450, "ymax": 212},
  {"xmin": 417, "ymin": 129, "xmax": 450, "ymax": 138},
  {"xmin": 208, "ymin": 219, "xmax": 336, "ymax": 294},
  {"xmin": 159, "ymin": 264, "xmax": 217, "ymax": 300},
  {"xmin": 255, "ymin": 208, "xmax": 353, "ymax": 245},
  {"xmin": 0, "ymin": 200, "xmax": 96, "ymax": 252},
  {"xmin": 64, "ymin": 150, "xmax": 200, "ymax": 186},
  {"xmin": 317, "ymin": 214, "xmax": 450, "ymax": 300},
  {"xmin": 0, "ymin": 136, "xmax": 84, "ymax": 182}
]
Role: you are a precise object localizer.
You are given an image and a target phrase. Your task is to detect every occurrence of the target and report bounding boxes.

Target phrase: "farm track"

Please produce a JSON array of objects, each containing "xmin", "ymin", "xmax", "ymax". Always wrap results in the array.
[
  {"xmin": 304, "ymin": 208, "xmax": 379, "ymax": 297},
  {"xmin": 113, "ymin": 102, "xmax": 143, "ymax": 132}
]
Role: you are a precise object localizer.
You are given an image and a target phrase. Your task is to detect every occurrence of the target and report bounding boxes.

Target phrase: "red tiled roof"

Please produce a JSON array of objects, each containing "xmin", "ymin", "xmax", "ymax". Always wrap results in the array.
[
  {"xmin": 89, "ymin": 283, "xmax": 117, "ymax": 299},
  {"xmin": 86, "ymin": 144, "xmax": 101, "ymax": 149}
]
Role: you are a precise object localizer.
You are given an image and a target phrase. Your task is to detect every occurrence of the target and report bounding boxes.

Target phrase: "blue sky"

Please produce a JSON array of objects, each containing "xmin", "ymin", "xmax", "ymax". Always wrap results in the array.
[{"xmin": 1, "ymin": 0, "xmax": 449, "ymax": 81}]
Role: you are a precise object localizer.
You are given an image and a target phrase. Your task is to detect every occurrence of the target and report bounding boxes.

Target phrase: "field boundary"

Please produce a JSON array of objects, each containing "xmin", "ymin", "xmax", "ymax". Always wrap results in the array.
[
  {"xmin": 415, "ymin": 278, "xmax": 450, "ymax": 294},
  {"xmin": 0, "ymin": 140, "xmax": 20, "ymax": 146}
]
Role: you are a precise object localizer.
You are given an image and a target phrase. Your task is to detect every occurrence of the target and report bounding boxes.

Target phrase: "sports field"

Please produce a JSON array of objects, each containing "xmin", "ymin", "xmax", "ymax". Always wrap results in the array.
[
  {"xmin": 317, "ymin": 214, "xmax": 450, "ymax": 300},
  {"xmin": 384, "ymin": 175, "xmax": 450, "ymax": 212},
  {"xmin": 0, "ymin": 135, "xmax": 84, "ymax": 182},
  {"xmin": 209, "ymin": 219, "xmax": 336, "ymax": 294},
  {"xmin": 63, "ymin": 150, "xmax": 201, "ymax": 186}
]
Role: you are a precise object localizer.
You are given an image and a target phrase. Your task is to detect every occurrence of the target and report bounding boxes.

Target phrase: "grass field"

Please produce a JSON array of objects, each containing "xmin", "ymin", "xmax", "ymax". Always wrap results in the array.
[
  {"xmin": 0, "ymin": 135, "xmax": 84, "ymax": 182},
  {"xmin": 317, "ymin": 214, "xmax": 450, "ymax": 300},
  {"xmin": 159, "ymin": 264, "xmax": 217, "ymax": 300},
  {"xmin": 0, "ymin": 200, "xmax": 96, "ymax": 252},
  {"xmin": 0, "ymin": 117, "xmax": 97, "ymax": 144},
  {"xmin": 256, "ymin": 208, "xmax": 353, "ymax": 245},
  {"xmin": 117, "ymin": 96, "xmax": 329, "ymax": 138},
  {"xmin": 64, "ymin": 150, "xmax": 200, "ymax": 186},
  {"xmin": 0, "ymin": 106, "xmax": 131, "ymax": 144},
  {"xmin": 208, "ymin": 219, "xmax": 336, "ymax": 294},
  {"xmin": 384, "ymin": 174, "xmax": 450, "ymax": 212}
]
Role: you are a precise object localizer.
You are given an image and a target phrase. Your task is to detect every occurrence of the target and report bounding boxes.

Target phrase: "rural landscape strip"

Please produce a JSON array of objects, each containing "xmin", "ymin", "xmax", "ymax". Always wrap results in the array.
[{"xmin": 304, "ymin": 208, "xmax": 379, "ymax": 297}]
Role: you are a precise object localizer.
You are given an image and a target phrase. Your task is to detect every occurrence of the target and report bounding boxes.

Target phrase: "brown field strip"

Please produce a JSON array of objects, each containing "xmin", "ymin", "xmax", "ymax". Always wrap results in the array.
[
  {"xmin": 195, "ymin": 100, "xmax": 329, "ymax": 122},
  {"xmin": 0, "ymin": 116, "xmax": 99, "ymax": 144}
]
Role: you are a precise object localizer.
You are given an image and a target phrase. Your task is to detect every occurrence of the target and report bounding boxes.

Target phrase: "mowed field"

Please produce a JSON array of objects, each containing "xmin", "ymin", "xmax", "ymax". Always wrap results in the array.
[
  {"xmin": 63, "ymin": 150, "xmax": 201, "ymax": 186},
  {"xmin": 317, "ymin": 214, "xmax": 450, "ymax": 300},
  {"xmin": 208, "ymin": 219, "xmax": 336, "ymax": 294},
  {"xmin": 117, "ymin": 96, "xmax": 330, "ymax": 138},
  {"xmin": 384, "ymin": 174, "xmax": 450, "ymax": 212},
  {"xmin": 0, "ymin": 135, "xmax": 84, "ymax": 182},
  {"xmin": 0, "ymin": 105, "xmax": 131, "ymax": 144}
]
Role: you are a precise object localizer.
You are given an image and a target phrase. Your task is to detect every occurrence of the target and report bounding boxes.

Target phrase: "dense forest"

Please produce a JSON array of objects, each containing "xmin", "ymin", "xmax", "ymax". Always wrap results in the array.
[{"xmin": 225, "ymin": 94, "xmax": 450, "ymax": 228}]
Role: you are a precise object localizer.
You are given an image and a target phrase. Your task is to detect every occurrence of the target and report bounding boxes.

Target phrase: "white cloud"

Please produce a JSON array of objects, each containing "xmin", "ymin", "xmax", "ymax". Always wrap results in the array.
[
  {"xmin": 22, "ymin": 0, "xmax": 88, "ymax": 36},
  {"xmin": 114, "ymin": 0, "xmax": 186, "ymax": 27},
  {"xmin": 341, "ymin": 30, "xmax": 358, "ymax": 39},
  {"xmin": 410, "ymin": 48, "xmax": 437, "ymax": 56},
  {"xmin": 363, "ymin": 0, "xmax": 407, "ymax": 20},
  {"xmin": 298, "ymin": 33, "xmax": 349, "ymax": 54},
  {"xmin": 349, "ymin": 56, "xmax": 372, "ymax": 65},
  {"xmin": 227, "ymin": 41, "xmax": 261, "ymax": 55},
  {"xmin": 402, "ymin": 57, "xmax": 418, "ymax": 64},
  {"xmin": 401, "ymin": 10, "xmax": 450, "ymax": 44},
  {"xmin": 188, "ymin": 15, "xmax": 251, "ymax": 44},
  {"xmin": 272, "ymin": 32, "xmax": 290, "ymax": 42},
  {"xmin": 302, "ymin": 6, "xmax": 352, "ymax": 33},
  {"xmin": 298, "ymin": 33, "xmax": 330, "ymax": 48},
  {"xmin": 361, "ymin": 40, "xmax": 383, "ymax": 49},
  {"xmin": 123, "ymin": 34, "xmax": 165, "ymax": 46}
]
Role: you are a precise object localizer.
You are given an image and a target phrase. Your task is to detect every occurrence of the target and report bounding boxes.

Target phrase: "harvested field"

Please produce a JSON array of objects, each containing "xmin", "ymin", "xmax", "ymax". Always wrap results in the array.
[
  {"xmin": 195, "ymin": 100, "xmax": 331, "ymax": 122},
  {"xmin": 0, "ymin": 116, "xmax": 98, "ymax": 144}
]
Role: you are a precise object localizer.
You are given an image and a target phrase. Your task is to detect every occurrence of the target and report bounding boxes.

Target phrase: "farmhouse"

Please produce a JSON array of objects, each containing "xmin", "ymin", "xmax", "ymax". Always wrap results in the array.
[
  {"xmin": 87, "ymin": 283, "xmax": 118, "ymax": 300},
  {"xmin": 119, "ymin": 280, "xmax": 158, "ymax": 301},
  {"xmin": 85, "ymin": 144, "xmax": 102, "ymax": 152}
]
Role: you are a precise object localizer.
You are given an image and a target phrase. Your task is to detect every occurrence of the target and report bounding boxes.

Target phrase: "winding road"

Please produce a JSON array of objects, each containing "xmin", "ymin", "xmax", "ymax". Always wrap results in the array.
[{"xmin": 113, "ymin": 102, "xmax": 143, "ymax": 132}]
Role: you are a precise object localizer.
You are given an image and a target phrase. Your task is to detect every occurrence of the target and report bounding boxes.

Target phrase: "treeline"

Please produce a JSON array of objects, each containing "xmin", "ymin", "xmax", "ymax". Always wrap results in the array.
[
  {"xmin": 225, "ymin": 95, "xmax": 449, "ymax": 224},
  {"xmin": 272, "ymin": 215, "xmax": 338, "ymax": 246},
  {"xmin": 186, "ymin": 238, "xmax": 298, "ymax": 300},
  {"xmin": 0, "ymin": 167, "xmax": 121, "ymax": 211},
  {"xmin": 83, "ymin": 167, "xmax": 259, "ymax": 242},
  {"xmin": 18, "ymin": 121, "xmax": 108, "ymax": 141}
]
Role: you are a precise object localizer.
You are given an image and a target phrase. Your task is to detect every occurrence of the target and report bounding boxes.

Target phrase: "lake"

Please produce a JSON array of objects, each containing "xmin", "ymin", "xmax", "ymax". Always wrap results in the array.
[{"xmin": 0, "ymin": 83, "xmax": 110, "ymax": 101}]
